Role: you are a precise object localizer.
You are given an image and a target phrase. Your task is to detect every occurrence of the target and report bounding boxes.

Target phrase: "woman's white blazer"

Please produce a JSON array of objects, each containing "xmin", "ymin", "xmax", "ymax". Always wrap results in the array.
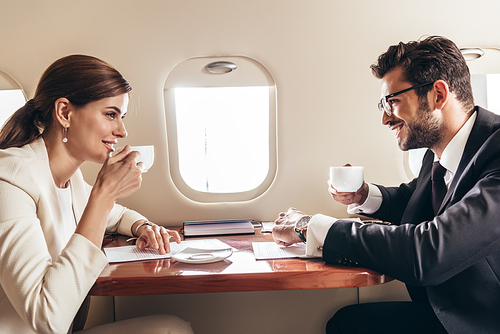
[{"xmin": 0, "ymin": 138, "xmax": 146, "ymax": 333}]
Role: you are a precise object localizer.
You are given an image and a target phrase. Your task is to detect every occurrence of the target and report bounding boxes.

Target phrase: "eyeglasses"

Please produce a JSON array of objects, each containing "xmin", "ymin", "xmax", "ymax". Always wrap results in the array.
[{"xmin": 378, "ymin": 82, "xmax": 434, "ymax": 117}]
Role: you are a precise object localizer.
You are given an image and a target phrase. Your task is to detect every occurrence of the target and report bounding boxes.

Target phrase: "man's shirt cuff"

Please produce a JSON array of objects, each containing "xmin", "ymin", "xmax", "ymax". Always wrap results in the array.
[
  {"xmin": 347, "ymin": 183, "xmax": 382, "ymax": 215},
  {"xmin": 306, "ymin": 214, "xmax": 337, "ymax": 257}
]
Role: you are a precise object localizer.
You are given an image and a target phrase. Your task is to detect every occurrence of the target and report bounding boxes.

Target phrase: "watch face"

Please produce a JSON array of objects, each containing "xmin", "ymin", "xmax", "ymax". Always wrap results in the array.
[{"xmin": 296, "ymin": 216, "xmax": 311, "ymax": 229}]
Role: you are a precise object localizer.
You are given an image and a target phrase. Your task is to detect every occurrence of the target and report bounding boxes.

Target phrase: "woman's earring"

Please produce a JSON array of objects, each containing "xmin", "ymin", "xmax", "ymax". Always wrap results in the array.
[{"xmin": 62, "ymin": 127, "xmax": 68, "ymax": 143}]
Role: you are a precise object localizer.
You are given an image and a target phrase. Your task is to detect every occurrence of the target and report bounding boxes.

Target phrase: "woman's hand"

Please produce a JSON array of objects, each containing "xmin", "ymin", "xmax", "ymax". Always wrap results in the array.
[
  {"xmin": 135, "ymin": 222, "xmax": 182, "ymax": 255},
  {"xmin": 77, "ymin": 146, "xmax": 145, "ymax": 247},
  {"xmin": 92, "ymin": 146, "xmax": 143, "ymax": 205}
]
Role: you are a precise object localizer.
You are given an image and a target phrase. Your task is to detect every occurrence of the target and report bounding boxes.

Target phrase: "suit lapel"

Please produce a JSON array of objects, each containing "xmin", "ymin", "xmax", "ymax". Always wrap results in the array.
[
  {"xmin": 438, "ymin": 107, "xmax": 498, "ymax": 214},
  {"xmin": 29, "ymin": 138, "xmax": 68, "ymax": 259}
]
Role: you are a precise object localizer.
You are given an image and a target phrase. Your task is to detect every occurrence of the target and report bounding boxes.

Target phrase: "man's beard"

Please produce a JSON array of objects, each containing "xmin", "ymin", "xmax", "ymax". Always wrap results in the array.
[{"xmin": 398, "ymin": 99, "xmax": 444, "ymax": 151}]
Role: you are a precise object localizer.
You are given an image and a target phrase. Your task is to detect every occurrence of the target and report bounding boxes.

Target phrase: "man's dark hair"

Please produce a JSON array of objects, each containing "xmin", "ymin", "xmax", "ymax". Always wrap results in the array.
[{"xmin": 370, "ymin": 36, "xmax": 474, "ymax": 112}]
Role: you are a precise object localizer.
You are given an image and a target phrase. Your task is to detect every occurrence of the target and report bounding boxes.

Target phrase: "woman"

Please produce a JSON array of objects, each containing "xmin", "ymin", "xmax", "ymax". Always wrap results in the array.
[{"xmin": 0, "ymin": 55, "xmax": 193, "ymax": 333}]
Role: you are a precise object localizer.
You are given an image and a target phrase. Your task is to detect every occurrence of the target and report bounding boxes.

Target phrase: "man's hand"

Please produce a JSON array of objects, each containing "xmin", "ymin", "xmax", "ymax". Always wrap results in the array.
[
  {"xmin": 328, "ymin": 180, "xmax": 369, "ymax": 206},
  {"xmin": 272, "ymin": 207, "xmax": 308, "ymax": 246},
  {"xmin": 328, "ymin": 163, "xmax": 369, "ymax": 206}
]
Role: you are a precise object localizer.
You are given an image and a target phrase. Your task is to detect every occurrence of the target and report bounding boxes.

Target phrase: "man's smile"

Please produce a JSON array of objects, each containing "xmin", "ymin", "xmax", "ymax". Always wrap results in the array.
[{"xmin": 389, "ymin": 121, "xmax": 404, "ymax": 139}]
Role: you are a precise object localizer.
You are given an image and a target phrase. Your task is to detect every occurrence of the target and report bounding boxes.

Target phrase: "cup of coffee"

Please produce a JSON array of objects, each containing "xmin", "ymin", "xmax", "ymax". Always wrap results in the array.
[
  {"xmin": 116, "ymin": 145, "xmax": 155, "ymax": 172},
  {"xmin": 330, "ymin": 166, "xmax": 364, "ymax": 192}
]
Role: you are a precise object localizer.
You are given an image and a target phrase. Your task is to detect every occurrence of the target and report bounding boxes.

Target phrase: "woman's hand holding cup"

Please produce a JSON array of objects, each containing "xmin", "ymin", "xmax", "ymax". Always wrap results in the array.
[{"xmin": 94, "ymin": 145, "xmax": 143, "ymax": 204}]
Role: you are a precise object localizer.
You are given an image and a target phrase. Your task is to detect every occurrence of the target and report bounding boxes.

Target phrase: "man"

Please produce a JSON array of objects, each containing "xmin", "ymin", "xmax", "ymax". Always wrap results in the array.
[{"xmin": 272, "ymin": 36, "xmax": 500, "ymax": 333}]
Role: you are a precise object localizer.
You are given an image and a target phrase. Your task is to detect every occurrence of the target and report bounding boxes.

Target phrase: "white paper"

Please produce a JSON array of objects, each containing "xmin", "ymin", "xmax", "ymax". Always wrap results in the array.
[
  {"xmin": 252, "ymin": 242, "xmax": 318, "ymax": 260},
  {"xmin": 104, "ymin": 238, "xmax": 232, "ymax": 263},
  {"xmin": 260, "ymin": 222, "xmax": 274, "ymax": 233}
]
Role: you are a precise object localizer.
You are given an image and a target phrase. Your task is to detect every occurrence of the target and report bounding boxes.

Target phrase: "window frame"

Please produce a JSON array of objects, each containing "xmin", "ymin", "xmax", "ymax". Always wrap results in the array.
[
  {"xmin": 163, "ymin": 56, "xmax": 277, "ymax": 203},
  {"xmin": 0, "ymin": 70, "xmax": 26, "ymax": 127}
]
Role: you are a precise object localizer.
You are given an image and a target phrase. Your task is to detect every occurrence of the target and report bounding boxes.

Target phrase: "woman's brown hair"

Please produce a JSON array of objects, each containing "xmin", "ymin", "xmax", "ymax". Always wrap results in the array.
[{"xmin": 0, "ymin": 55, "xmax": 131, "ymax": 149}]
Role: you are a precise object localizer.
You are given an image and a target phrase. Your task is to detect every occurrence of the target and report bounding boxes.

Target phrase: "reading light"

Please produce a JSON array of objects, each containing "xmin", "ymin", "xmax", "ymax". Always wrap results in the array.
[
  {"xmin": 460, "ymin": 48, "xmax": 485, "ymax": 61},
  {"xmin": 205, "ymin": 61, "xmax": 237, "ymax": 74}
]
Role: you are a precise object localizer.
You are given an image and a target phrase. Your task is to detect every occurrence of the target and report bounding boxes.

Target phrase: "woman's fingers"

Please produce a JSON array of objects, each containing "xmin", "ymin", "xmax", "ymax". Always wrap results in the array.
[
  {"xmin": 138, "ymin": 224, "xmax": 181, "ymax": 255},
  {"xmin": 94, "ymin": 148, "xmax": 144, "ymax": 202}
]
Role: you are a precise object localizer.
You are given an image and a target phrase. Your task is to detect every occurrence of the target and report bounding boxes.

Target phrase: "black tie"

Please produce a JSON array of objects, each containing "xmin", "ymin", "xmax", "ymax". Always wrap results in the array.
[{"xmin": 431, "ymin": 161, "xmax": 447, "ymax": 215}]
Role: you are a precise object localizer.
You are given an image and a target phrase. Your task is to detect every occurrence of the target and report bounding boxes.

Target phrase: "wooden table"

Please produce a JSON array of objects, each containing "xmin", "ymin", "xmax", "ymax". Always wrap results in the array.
[{"xmin": 89, "ymin": 228, "xmax": 392, "ymax": 296}]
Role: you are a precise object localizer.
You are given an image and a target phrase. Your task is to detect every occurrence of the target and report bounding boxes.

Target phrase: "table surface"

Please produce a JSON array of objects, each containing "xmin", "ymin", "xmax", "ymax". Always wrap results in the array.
[{"xmin": 89, "ymin": 227, "xmax": 392, "ymax": 296}]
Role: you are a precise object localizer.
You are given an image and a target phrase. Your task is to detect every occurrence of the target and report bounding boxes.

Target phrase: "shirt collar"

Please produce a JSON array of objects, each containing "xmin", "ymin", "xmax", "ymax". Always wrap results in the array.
[{"xmin": 436, "ymin": 111, "xmax": 477, "ymax": 176}]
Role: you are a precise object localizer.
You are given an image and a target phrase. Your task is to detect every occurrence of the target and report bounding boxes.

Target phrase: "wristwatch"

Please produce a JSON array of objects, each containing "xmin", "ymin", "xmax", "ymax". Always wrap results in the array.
[{"xmin": 294, "ymin": 215, "xmax": 312, "ymax": 243}]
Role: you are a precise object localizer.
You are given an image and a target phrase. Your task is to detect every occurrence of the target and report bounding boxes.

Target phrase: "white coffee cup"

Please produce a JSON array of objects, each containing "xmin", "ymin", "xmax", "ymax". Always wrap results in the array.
[
  {"xmin": 116, "ymin": 145, "xmax": 155, "ymax": 172},
  {"xmin": 330, "ymin": 166, "xmax": 364, "ymax": 192}
]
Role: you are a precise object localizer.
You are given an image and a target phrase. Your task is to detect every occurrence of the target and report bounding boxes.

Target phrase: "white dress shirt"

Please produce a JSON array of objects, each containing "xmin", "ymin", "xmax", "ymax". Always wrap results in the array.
[
  {"xmin": 305, "ymin": 111, "xmax": 477, "ymax": 257},
  {"xmin": 56, "ymin": 185, "xmax": 77, "ymax": 246}
]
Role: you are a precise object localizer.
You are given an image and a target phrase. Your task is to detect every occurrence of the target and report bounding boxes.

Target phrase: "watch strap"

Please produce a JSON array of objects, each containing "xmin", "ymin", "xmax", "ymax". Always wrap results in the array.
[
  {"xmin": 296, "ymin": 228, "xmax": 307, "ymax": 243},
  {"xmin": 294, "ymin": 215, "xmax": 311, "ymax": 243}
]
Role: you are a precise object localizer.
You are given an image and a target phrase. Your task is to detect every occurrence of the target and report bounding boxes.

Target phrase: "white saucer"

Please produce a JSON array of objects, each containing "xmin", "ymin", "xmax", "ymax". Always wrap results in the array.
[{"xmin": 172, "ymin": 247, "xmax": 233, "ymax": 264}]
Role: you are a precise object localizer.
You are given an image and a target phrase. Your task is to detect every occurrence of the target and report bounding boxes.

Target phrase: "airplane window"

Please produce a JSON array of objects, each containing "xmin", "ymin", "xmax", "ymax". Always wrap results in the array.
[
  {"xmin": 174, "ymin": 86, "xmax": 269, "ymax": 193},
  {"xmin": 0, "ymin": 70, "xmax": 26, "ymax": 127},
  {"xmin": 471, "ymin": 74, "xmax": 500, "ymax": 114},
  {"xmin": 164, "ymin": 56, "xmax": 277, "ymax": 202}
]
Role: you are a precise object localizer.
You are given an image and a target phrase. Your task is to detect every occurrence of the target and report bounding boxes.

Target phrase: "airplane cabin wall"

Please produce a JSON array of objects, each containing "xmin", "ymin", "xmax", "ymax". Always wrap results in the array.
[
  {"xmin": 2, "ymin": 1, "xmax": 499, "ymax": 224},
  {"xmin": 2, "ymin": 1, "xmax": 500, "ymax": 333}
]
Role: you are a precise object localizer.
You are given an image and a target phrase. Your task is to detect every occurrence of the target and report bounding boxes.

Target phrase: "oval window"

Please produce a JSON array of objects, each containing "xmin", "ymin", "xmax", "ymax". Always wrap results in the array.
[{"xmin": 164, "ymin": 56, "xmax": 277, "ymax": 202}]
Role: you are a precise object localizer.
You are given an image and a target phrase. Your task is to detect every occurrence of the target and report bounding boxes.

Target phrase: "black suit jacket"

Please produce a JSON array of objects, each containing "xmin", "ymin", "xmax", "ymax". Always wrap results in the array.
[{"xmin": 323, "ymin": 107, "xmax": 500, "ymax": 333}]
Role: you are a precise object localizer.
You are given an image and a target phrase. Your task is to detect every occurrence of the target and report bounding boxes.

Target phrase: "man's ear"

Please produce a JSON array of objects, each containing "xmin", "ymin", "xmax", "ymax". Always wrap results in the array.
[
  {"xmin": 53, "ymin": 97, "xmax": 72, "ymax": 128},
  {"xmin": 431, "ymin": 80, "xmax": 450, "ymax": 110}
]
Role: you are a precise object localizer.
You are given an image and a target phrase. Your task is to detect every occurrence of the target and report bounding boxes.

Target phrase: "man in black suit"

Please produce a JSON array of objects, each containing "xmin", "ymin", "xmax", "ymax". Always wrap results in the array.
[{"xmin": 272, "ymin": 36, "xmax": 500, "ymax": 333}]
